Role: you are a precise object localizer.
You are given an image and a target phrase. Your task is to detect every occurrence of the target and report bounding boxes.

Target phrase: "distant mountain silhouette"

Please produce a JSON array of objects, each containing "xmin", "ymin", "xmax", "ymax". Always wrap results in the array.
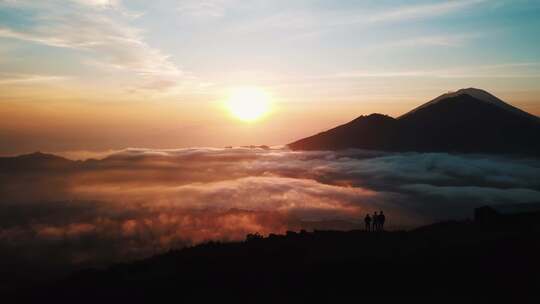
[
  {"xmin": 288, "ymin": 88, "xmax": 540, "ymax": 154},
  {"xmin": 0, "ymin": 152, "xmax": 76, "ymax": 171}
]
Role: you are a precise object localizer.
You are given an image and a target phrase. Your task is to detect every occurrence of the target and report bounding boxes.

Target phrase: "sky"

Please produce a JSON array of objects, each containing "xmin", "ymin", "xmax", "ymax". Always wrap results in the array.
[{"xmin": 1, "ymin": 0, "xmax": 540, "ymax": 155}]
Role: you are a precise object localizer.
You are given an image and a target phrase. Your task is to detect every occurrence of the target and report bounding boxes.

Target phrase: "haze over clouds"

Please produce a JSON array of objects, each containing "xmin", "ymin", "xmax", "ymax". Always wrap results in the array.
[{"xmin": 1, "ymin": 148, "xmax": 539, "ymax": 270}]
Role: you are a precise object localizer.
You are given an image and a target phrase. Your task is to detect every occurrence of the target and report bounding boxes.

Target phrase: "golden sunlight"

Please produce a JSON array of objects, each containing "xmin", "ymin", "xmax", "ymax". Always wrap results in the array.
[{"xmin": 226, "ymin": 87, "xmax": 271, "ymax": 122}]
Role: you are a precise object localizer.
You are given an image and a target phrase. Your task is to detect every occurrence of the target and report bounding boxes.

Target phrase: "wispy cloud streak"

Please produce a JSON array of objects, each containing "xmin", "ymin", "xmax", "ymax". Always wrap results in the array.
[
  {"xmin": 327, "ymin": 62, "xmax": 540, "ymax": 79},
  {"xmin": 364, "ymin": 0, "xmax": 486, "ymax": 24},
  {"xmin": 0, "ymin": 73, "xmax": 69, "ymax": 85},
  {"xmin": 0, "ymin": 0, "xmax": 183, "ymax": 90}
]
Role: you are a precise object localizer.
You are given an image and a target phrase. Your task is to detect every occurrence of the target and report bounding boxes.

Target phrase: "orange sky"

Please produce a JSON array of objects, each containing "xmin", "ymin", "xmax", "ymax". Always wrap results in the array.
[
  {"xmin": 1, "ymin": 0, "xmax": 540, "ymax": 155},
  {"xmin": 1, "ymin": 85, "xmax": 538, "ymax": 156}
]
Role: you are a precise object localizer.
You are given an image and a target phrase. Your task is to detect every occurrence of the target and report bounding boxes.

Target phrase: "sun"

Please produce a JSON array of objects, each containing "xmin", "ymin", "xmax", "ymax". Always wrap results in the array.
[{"xmin": 226, "ymin": 87, "xmax": 271, "ymax": 122}]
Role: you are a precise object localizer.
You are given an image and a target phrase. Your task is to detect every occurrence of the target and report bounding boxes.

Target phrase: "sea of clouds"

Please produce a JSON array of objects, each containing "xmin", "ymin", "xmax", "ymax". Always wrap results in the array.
[{"xmin": 1, "ymin": 147, "xmax": 539, "ymax": 272}]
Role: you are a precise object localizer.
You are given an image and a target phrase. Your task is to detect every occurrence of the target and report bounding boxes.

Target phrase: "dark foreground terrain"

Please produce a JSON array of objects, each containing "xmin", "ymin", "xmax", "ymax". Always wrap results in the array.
[{"xmin": 10, "ymin": 217, "xmax": 540, "ymax": 303}]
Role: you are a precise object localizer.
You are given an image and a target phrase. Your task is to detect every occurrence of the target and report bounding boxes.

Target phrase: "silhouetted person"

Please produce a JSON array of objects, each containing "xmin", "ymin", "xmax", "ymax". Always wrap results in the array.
[
  {"xmin": 372, "ymin": 212, "xmax": 379, "ymax": 231},
  {"xmin": 364, "ymin": 214, "xmax": 372, "ymax": 231},
  {"xmin": 378, "ymin": 211, "xmax": 386, "ymax": 231}
]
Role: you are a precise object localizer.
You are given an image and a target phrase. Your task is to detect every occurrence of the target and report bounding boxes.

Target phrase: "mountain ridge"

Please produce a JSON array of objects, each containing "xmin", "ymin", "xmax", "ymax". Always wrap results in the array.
[
  {"xmin": 288, "ymin": 89, "xmax": 540, "ymax": 154},
  {"xmin": 400, "ymin": 88, "xmax": 539, "ymax": 121}
]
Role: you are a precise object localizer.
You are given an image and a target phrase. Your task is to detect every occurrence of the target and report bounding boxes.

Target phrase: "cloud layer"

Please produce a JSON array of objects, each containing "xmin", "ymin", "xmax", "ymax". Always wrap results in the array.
[{"xmin": 1, "ymin": 147, "xmax": 539, "ymax": 273}]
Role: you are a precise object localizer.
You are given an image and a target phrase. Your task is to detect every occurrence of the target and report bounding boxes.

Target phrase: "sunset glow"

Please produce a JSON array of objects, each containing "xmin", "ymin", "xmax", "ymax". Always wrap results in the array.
[
  {"xmin": 1, "ymin": 1, "xmax": 539, "ymax": 155},
  {"xmin": 226, "ymin": 87, "xmax": 271, "ymax": 122},
  {"xmin": 1, "ymin": 2, "xmax": 540, "ymax": 298}
]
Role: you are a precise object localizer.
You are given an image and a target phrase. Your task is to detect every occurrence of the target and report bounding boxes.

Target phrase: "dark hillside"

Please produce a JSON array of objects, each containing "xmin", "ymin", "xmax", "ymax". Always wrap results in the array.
[{"xmin": 15, "ymin": 217, "xmax": 540, "ymax": 303}]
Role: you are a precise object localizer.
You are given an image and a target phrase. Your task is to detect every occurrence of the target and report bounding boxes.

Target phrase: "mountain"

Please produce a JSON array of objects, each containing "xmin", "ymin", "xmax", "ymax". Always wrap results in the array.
[
  {"xmin": 288, "ymin": 88, "xmax": 540, "ymax": 154},
  {"xmin": 0, "ymin": 152, "xmax": 77, "ymax": 171},
  {"xmin": 400, "ymin": 88, "xmax": 539, "ymax": 121}
]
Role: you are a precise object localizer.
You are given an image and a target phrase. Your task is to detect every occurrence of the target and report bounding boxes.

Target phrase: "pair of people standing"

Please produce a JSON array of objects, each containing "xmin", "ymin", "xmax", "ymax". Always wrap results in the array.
[{"xmin": 364, "ymin": 211, "xmax": 385, "ymax": 232}]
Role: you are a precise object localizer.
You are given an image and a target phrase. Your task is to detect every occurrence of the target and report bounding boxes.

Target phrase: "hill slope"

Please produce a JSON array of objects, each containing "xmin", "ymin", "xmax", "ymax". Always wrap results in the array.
[{"xmin": 15, "ymin": 217, "xmax": 540, "ymax": 303}]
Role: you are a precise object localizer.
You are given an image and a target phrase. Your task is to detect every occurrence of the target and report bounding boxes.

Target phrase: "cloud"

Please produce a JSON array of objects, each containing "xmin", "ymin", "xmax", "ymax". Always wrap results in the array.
[
  {"xmin": 378, "ymin": 33, "xmax": 479, "ymax": 48},
  {"xmin": 0, "ymin": 0, "xmax": 183, "ymax": 90},
  {"xmin": 364, "ymin": 0, "xmax": 486, "ymax": 24},
  {"xmin": 71, "ymin": 0, "xmax": 120, "ymax": 9},
  {"xmin": 0, "ymin": 148, "xmax": 540, "ymax": 254},
  {"xmin": 177, "ymin": 0, "xmax": 231, "ymax": 18},
  {"xmin": 0, "ymin": 73, "xmax": 69, "ymax": 85},
  {"xmin": 327, "ymin": 62, "xmax": 540, "ymax": 79},
  {"xmin": 1, "ymin": 147, "xmax": 539, "ymax": 274},
  {"xmin": 53, "ymin": 149, "xmax": 121, "ymax": 160},
  {"xmin": 401, "ymin": 184, "xmax": 540, "ymax": 204},
  {"xmin": 231, "ymin": 0, "xmax": 487, "ymax": 37}
]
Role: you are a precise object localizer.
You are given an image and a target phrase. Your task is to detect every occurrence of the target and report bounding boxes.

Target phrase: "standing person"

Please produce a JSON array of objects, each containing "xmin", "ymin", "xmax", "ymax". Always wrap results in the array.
[
  {"xmin": 372, "ymin": 212, "xmax": 379, "ymax": 232},
  {"xmin": 364, "ymin": 214, "xmax": 372, "ymax": 232},
  {"xmin": 379, "ymin": 211, "xmax": 386, "ymax": 231}
]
